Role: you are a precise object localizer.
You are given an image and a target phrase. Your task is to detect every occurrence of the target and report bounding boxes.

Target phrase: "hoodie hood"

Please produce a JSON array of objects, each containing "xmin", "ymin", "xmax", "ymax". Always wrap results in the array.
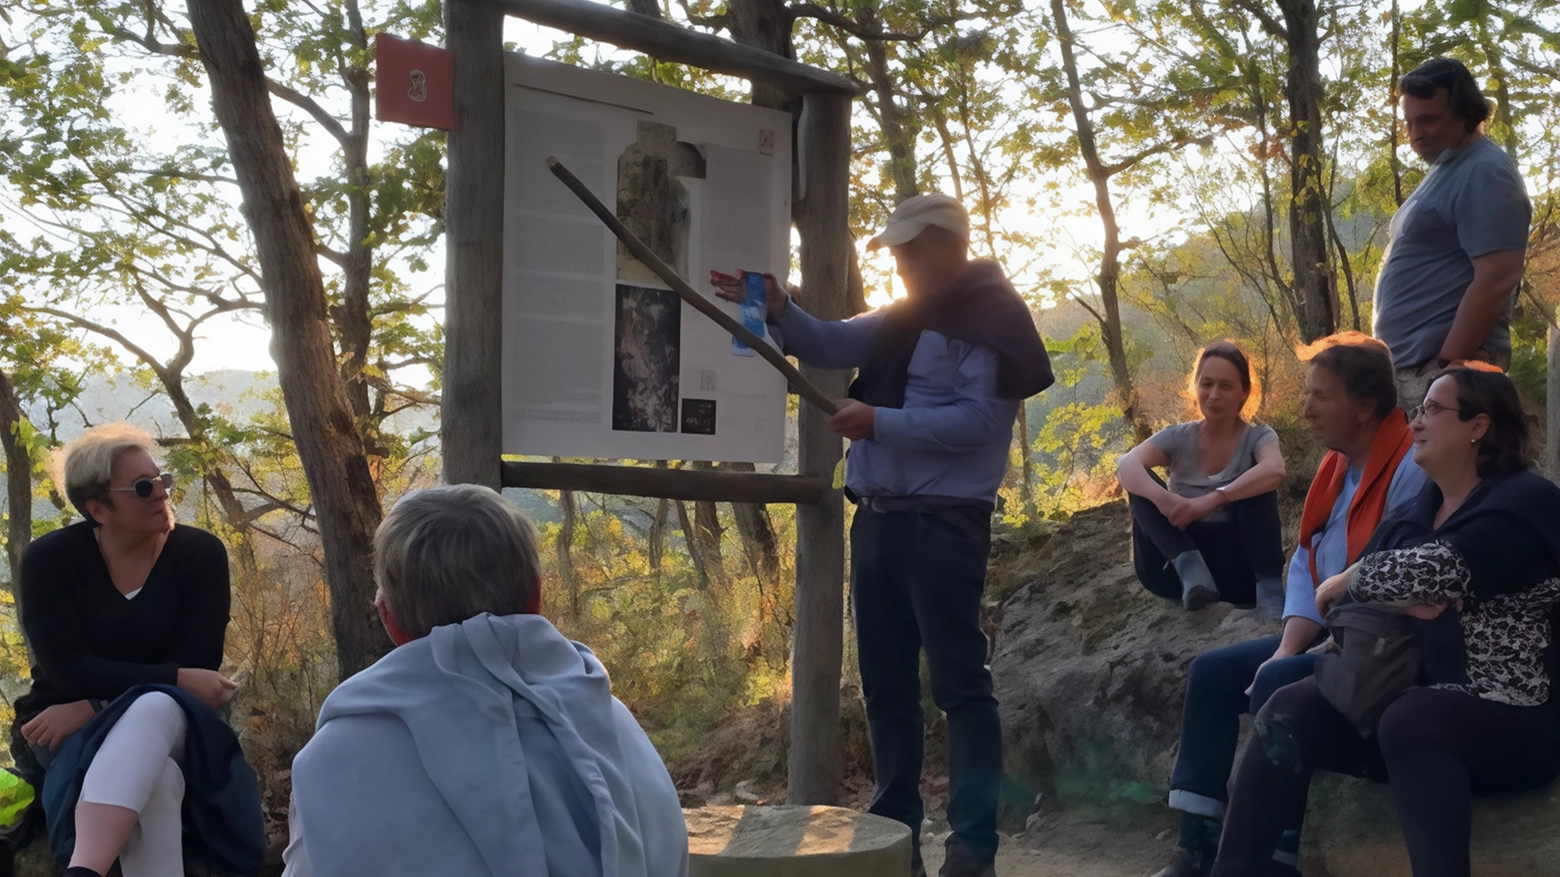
[{"xmin": 312, "ymin": 613, "xmax": 657, "ymax": 877}]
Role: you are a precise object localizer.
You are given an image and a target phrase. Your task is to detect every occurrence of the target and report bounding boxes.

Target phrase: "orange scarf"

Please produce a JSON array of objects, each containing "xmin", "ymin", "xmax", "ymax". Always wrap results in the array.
[{"xmin": 1299, "ymin": 409, "xmax": 1414, "ymax": 585}]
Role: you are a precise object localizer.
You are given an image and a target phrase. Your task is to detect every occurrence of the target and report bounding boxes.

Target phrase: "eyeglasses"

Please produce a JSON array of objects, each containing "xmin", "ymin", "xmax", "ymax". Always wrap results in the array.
[
  {"xmin": 1409, "ymin": 399, "xmax": 1468, "ymax": 421},
  {"xmin": 109, "ymin": 473, "xmax": 175, "ymax": 499}
]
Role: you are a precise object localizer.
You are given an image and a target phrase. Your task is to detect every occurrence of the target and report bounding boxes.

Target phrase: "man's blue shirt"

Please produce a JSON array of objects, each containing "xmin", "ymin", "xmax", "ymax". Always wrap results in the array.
[
  {"xmin": 772, "ymin": 298, "xmax": 1019, "ymax": 505},
  {"xmin": 1282, "ymin": 452, "xmax": 1430, "ymax": 625}
]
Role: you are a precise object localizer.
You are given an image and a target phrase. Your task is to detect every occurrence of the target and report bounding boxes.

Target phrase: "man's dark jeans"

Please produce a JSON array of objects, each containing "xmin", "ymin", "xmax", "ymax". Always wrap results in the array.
[
  {"xmin": 1168, "ymin": 634, "xmax": 1317, "ymax": 818},
  {"xmin": 851, "ymin": 503, "xmax": 1000, "ymax": 862}
]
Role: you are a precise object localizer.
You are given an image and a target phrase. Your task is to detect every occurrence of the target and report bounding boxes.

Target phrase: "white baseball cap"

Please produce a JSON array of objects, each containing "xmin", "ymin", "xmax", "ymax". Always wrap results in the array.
[{"xmin": 867, "ymin": 193, "xmax": 970, "ymax": 250}]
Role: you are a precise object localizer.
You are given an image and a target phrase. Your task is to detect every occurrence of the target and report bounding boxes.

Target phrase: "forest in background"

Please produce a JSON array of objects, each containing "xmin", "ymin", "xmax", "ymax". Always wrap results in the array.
[{"xmin": 1, "ymin": 0, "xmax": 1558, "ymax": 830}]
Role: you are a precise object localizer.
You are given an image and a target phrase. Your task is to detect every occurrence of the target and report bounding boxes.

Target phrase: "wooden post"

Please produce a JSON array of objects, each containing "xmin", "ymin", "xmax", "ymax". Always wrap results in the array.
[
  {"xmin": 788, "ymin": 90, "xmax": 853, "ymax": 805},
  {"xmin": 442, "ymin": 0, "xmax": 505, "ymax": 490}
]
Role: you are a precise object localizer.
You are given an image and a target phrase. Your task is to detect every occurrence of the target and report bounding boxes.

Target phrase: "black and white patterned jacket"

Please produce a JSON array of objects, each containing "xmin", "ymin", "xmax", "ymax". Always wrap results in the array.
[{"xmin": 1348, "ymin": 470, "xmax": 1560, "ymax": 708}]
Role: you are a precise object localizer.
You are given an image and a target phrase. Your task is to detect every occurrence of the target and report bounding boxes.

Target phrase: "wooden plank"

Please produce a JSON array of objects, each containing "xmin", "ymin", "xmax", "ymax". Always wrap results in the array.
[
  {"xmin": 502, "ymin": 461, "xmax": 828, "ymax": 504},
  {"xmin": 442, "ymin": 0, "xmax": 506, "ymax": 490},
  {"xmin": 485, "ymin": 0, "xmax": 861, "ymax": 95},
  {"xmin": 788, "ymin": 90, "xmax": 854, "ymax": 806},
  {"xmin": 546, "ymin": 157, "xmax": 838, "ymax": 416}
]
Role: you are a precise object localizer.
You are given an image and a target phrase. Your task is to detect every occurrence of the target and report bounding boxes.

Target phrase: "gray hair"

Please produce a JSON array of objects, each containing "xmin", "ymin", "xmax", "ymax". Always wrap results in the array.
[
  {"xmin": 374, "ymin": 484, "xmax": 543, "ymax": 638},
  {"xmin": 54, "ymin": 422, "xmax": 158, "ymax": 525}
]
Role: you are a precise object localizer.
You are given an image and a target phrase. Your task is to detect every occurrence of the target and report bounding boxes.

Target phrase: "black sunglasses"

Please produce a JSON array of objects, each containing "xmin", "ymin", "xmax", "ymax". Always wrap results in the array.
[{"xmin": 109, "ymin": 473, "xmax": 175, "ymax": 499}]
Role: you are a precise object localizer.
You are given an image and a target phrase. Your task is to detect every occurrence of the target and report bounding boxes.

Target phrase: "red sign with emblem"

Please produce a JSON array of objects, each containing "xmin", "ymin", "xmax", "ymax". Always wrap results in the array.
[{"xmin": 375, "ymin": 34, "xmax": 454, "ymax": 130}]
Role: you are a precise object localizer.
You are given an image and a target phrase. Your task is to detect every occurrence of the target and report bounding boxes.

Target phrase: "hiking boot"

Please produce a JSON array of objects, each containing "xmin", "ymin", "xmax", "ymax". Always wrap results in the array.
[
  {"xmin": 939, "ymin": 835, "xmax": 996, "ymax": 877},
  {"xmin": 1171, "ymin": 552, "xmax": 1220, "ymax": 611},
  {"xmin": 1182, "ymin": 580, "xmax": 1220, "ymax": 611},
  {"xmin": 1151, "ymin": 847, "xmax": 1208, "ymax": 877}
]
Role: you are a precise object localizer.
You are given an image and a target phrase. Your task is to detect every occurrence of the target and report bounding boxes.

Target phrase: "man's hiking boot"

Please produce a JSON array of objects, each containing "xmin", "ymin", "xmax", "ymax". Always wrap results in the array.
[{"xmin": 939, "ymin": 835, "xmax": 996, "ymax": 877}]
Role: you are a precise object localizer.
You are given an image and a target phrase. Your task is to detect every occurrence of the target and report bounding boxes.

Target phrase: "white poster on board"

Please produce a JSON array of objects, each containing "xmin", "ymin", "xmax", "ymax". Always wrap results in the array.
[{"xmin": 501, "ymin": 53, "xmax": 792, "ymax": 463}]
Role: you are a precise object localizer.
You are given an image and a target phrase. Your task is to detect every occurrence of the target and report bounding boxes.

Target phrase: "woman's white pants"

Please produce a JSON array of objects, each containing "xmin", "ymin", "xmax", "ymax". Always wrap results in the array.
[{"xmin": 78, "ymin": 692, "xmax": 188, "ymax": 877}]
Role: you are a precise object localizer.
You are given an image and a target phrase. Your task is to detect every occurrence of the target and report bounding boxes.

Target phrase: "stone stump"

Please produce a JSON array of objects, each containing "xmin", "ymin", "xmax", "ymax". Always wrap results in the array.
[{"xmin": 684, "ymin": 805, "xmax": 911, "ymax": 877}]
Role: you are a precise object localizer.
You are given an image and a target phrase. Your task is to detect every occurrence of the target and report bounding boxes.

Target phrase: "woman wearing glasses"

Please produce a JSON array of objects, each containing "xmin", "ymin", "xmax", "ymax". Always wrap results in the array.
[
  {"xmin": 1212, "ymin": 366, "xmax": 1560, "ymax": 877},
  {"xmin": 13, "ymin": 423, "xmax": 261, "ymax": 877}
]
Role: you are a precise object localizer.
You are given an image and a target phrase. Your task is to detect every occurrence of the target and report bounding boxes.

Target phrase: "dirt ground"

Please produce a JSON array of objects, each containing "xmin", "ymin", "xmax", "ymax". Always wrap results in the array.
[
  {"xmin": 677, "ymin": 741, "xmax": 1176, "ymax": 877},
  {"xmin": 916, "ymin": 812, "xmax": 1170, "ymax": 877}
]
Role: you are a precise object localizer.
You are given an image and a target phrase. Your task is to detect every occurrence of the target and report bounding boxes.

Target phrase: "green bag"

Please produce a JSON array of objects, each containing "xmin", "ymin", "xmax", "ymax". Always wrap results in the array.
[{"xmin": 0, "ymin": 770, "xmax": 34, "ymax": 828}]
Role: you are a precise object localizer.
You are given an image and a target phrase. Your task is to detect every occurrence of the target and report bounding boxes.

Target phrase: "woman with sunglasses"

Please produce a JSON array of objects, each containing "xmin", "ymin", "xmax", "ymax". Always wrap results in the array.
[
  {"xmin": 13, "ymin": 423, "xmax": 260, "ymax": 877},
  {"xmin": 1211, "ymin": 366, "xmax": 1560, "ymax": 877}
]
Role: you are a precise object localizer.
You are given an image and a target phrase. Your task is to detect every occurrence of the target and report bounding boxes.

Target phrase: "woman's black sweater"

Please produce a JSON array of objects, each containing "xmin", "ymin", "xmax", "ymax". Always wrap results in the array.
[{"xmin": 16, "ymin": 520, "xmax": 230, "ymax": 720}]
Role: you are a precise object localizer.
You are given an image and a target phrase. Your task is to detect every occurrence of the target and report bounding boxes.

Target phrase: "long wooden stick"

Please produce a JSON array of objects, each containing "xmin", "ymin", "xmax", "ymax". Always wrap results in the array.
[{"xmin": 546, "ymin": 156, "xmax": 839, "ymax": 416}]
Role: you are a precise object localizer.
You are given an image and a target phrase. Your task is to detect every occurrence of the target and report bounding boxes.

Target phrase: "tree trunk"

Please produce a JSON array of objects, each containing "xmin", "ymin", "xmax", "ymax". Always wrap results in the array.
[
  {"xmin": 337, "ymin": 0, "xmax": 379, "ymax": 443},
  {"xmin": 725, "ymin": 463, "xmax": 782, "ymax": 586},
  {"xmin": 558, "ymin": 488, "xmax": 579, "ymax": 618},
  {"xmin": 187, "ymin": 0, "xmax": 391, "ymax": 680},
  {"xmin": 862, "ymin": 32, "xmax": 920, "ymax": 202},
  {"xmin": 694, "ymin": 500, "xmax": 725, "ymax": 580},
  {"xmin": 648, "ymin": 496, "xmax": 668, "ymax": 578},
  {"xmin": 1050, "ymin": 0, "xmax": 1150, "ymax": 443},
  {"xmin": 724, "ymin": 0, "xmax": 797, "ymax": 113},
  {"xmin": 1548, "ymin": 317, "xmax": 1559, "ymax": 481},
  {"xmin": 1017, "ymin": 403, "xmax": 1034, "ymax": 513},
  {"xmin": 1389, "ymin": 0, "xmax": 1404, "ymax": 208},
  {"xmin": 1278, "ymin": 0, "xmax": 1336, "ymax": 343},
  {"xmin": 0, "ymin": 367, "xmax": 30, "ymax": 598},
  {"xmin": 722, "ymin": 1, "xmax": 867, "ymax": 317},
  {"xmin": 675, "ymin": 499, "xmax": 712, "ymax": 592}
]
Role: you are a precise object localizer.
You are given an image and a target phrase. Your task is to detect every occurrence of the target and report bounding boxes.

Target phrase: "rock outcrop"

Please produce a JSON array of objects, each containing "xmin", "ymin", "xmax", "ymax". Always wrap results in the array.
[{"xmin": 993, "ymin": 501, "xmax": 1271, "ymax": 810}]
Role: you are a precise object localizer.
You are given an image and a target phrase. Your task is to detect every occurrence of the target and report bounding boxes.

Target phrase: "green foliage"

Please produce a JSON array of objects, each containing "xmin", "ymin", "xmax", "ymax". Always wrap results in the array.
[{"xmin": 1508, "ymin": 305, "xmax": 1549, "ymax": 404}]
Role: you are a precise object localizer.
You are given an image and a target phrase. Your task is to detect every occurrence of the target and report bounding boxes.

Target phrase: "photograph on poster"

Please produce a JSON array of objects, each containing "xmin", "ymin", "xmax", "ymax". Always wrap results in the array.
[
  {"xmin": 617, "ymin": 120, "xmax": 704, "ymax": 286},
  {"xmin": 612, "ymin": 284, "xmax": 681, "ymax": 433},
  {"xmin": 681, "ymin": 398, "xmax": 716, "ymax": 435}
]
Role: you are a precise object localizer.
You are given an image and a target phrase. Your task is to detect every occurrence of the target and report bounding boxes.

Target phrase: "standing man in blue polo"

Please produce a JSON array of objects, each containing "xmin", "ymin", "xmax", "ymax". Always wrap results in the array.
[
  {"xmin": 1374, "ymin": 57, "xmax": 1530, "ymax": 406},
  {"xmin": 714, "ymin": 194, "xmax": 1052, "ymax": 877}
]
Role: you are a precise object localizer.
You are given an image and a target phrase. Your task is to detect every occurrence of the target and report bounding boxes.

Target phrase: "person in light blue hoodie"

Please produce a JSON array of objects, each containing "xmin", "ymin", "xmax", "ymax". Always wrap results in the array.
[{"xmin": 282, "ymin": 484, "xmax": 689, "ymax": 877}]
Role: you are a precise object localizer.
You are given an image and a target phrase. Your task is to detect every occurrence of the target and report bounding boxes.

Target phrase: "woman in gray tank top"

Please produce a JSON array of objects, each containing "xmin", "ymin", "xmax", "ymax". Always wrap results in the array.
[{"xmin": 1116, "ymin": 342, "xmax": 1288, "ymax": 611}]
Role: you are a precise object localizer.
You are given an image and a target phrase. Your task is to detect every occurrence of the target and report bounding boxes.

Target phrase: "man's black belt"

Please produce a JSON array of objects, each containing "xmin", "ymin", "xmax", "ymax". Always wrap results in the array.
[{"xmin": 854, "ymin": 494, "xmax": 994, "ymax": 514}]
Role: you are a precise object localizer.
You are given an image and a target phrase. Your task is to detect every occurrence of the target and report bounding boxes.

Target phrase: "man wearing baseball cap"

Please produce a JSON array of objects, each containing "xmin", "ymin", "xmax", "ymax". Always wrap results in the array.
[{"xmin": 713, "ymin": 193, "xmax": 1052, "ymax": 877}]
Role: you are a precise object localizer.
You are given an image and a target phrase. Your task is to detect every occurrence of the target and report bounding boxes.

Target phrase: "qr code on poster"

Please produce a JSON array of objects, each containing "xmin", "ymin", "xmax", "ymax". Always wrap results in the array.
[{"xmin": 699, "ymin": 370, "xmax": 716, "ymax": 392}]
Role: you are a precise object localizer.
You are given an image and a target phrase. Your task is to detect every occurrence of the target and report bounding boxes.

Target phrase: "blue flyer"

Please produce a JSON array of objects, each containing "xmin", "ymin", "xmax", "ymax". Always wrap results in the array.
[{"xmin": 732, "ymin": 272, "xmax": 767, "ymax": 356}]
